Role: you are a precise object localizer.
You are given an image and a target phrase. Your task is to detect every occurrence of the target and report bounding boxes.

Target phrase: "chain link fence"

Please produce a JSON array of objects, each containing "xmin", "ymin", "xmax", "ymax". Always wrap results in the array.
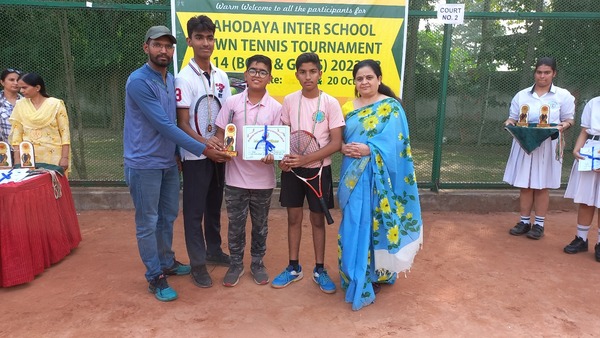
[{"xmin": 1, "ymin": 1, "xmax": 599, "ymax": 188}]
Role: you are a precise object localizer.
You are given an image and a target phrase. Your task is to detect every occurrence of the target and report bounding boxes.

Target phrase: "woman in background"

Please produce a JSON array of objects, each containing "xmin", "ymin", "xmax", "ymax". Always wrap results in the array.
[
  {"xmin": 504, "ymin": 57, "xmax": 575, "ymax": 239},
  {"xmin": 0, "ymin": 68, "xmax": 22, "ymax": 144},
  {"xmin": 337, "ymin": 59, "xmax": 423, "ymax": 311},
  {"xmin": 9, "ymin": 72, "xmax": 71, "ymax": 173},
  {"xmin": 562, "ymin": 96, "xmax": 600, "ymax": 261}
]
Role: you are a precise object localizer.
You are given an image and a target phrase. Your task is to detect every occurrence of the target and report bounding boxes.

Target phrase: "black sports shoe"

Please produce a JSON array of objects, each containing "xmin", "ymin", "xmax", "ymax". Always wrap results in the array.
[
  {"xmin": 148, "ymin": 274, "xmax": 178, "ymax": 302},
  {"xmin": 595, "ymin": 243, "xmax": 600, "ymax": 262},
  {"xmin": 206, "ymin": 251, "xmax": 230, "ymax": 267},
  {"xmin": 526, "ymin": 224, "xmax": 544, "ymax": 240},
  {"xmin": 509, "ymin": 222, "xmax": 531, "ymax": 236},
  {"xmin": 563, "ymin": 236, "xmax": 588, "ymax": 254},
  {"xmin": 373, "ymin": 283, "xmax": 381, "ymax": 295},
  {"xmin": 163, "ymin": 260, "xmax": 191, "ymax": 275},
  {"xmin": 191, "ymin": 265, "xmax": 213, "ymax": 288}
]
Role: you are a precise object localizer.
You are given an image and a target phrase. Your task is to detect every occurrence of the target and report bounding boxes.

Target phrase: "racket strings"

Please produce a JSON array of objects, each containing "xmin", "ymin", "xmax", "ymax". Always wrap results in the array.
[
  {"xmin": 194, "ymin": 94, "xmax": 222, "ymax": 135},
  {"xmin": 290, "ymin": 133, "xmax": 319, "ymax": 155},
  {"xmin": 290, "ymin": 132, "xmax": 321, "ymax": 168}
]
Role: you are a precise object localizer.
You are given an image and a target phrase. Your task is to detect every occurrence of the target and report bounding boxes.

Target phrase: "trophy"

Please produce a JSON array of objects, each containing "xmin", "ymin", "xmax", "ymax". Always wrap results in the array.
[
  {"xmin": 223, "ymin": 124, "xmax": 238, "ymax": 157},
  {"xmin": 517, "ymin": 104, "xmax": 529, "ymax": 126},
  {"xmin": 538, "ymin": 104, "xmax": 550, "ymax": 127},
  {"xmin": 0, "ymin": 141, "xmax": 12, "ymax": 168},
  {"xmin": 20, "ymin": 141, "xmax": 35, "ymax": 168}
]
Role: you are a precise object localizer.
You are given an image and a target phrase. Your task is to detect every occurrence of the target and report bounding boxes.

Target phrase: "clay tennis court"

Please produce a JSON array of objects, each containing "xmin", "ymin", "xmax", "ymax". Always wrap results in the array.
[{"xmin": 1, "ymin": 207, "xmax": 599, "ymax": 337}]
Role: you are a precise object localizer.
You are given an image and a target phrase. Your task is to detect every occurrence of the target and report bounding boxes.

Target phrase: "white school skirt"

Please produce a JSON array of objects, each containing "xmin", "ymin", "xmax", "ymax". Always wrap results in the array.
[
  {"xmin": 564, "ymin": 139, "xmax": 600, "ymax": 208},
  {"xmin": 503, "ymin": 137, "xmax": 561, "ymax": 189}
]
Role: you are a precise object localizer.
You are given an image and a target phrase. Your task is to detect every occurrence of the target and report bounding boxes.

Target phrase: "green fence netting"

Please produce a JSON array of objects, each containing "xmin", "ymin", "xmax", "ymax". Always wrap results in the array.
[{"xmin": 1, "ymin": 0, "xmax": 599, "ymax": 189}]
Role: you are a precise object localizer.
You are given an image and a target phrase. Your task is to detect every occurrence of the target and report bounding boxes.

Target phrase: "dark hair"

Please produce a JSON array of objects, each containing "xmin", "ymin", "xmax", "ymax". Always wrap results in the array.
[
  {"xmin": 534, "ymin": 57, "xmax": 557, "ymax": 72},
  {"xmin": 352, "ymin": 59, "xmax": 401, "ymax": 102},
  {"xmin": 246, "ymin": 54, "xmax": 272, "ymax": 73},
  {"xmin": 295, "ymin": 52, "xmax": 321, "ymax": 71},
  {"xmin": 18, "ymin": 72, "xmax": 49, "ymax": 98},
  {"xmin": 187, "ymin": 15, "xmax": 216, "ymax": 38},
  {"xmin": 1, "ymin": 68, "xmax": 21, "ymax": 81}
]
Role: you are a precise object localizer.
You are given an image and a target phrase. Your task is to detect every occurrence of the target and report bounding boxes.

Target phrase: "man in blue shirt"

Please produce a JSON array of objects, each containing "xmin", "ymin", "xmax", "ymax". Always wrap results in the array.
[{"xmin": 124, "ymin": 26, "xmax": 208, "ymax": 302}]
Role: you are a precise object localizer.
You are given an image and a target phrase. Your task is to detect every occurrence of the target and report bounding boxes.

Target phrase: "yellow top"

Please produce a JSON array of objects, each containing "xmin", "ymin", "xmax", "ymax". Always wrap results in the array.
[{"xmin": 9, "ymin": 97, "xmax": 71, "ymax": 173}]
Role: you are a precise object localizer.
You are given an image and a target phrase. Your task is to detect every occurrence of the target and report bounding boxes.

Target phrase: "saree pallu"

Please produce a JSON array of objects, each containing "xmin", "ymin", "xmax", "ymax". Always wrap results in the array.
[{"xmin": 338, "ymin": 97, "xmax": 423, "ymax": 311}]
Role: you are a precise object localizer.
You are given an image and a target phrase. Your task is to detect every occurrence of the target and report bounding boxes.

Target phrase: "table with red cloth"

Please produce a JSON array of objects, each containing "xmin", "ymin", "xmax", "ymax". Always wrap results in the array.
[{"xmin": 0, "ymin": 172, "xmax": 81, "ymax": 287}]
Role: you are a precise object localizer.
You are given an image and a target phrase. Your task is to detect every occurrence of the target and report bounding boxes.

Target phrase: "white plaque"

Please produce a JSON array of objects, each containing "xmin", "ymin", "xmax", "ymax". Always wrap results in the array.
[
  {"xmin": 0, "ymin": 141, "xmax": 12, "ymax": 168},
  {"xmin": 19, "ymin": 141, "xmax": 35, "ymax": 168},
  {"xmin": 243, "ymin": 125, "xmax": 290, "ymax": 160},
  {"xmin": 437, "ymin": 4, "xmax": 465, "ymax": 24}
]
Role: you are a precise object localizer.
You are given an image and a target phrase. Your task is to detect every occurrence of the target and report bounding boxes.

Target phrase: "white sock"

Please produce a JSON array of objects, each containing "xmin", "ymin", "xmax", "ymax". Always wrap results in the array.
[
  {"xmin": 577, "ymin": 225, "xmax": 591, "ymax": 241},
  {"xmin": 534, "ymin": 216, "xmax": 545, "ymax": 227}
]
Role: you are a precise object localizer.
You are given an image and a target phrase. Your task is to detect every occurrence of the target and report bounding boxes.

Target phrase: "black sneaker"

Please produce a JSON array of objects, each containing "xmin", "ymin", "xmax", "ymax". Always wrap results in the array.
[
  {"xmin": 595, "ymin": 243, "xmax": 600, "ymax": 262},
  {"xmin": 223, "ymin": 264, "xmax": 245, "ymax": 287},
  {"xmin": 206, "ymin": 251, "xmax": 230, "ymax": 267},
  {"xmin": 191, "ymin": 265, "xmax": 213, "ymax": 288},
  {"xmin": 148, "ymin": 274, "xmax": 178, "ymax": 302},
  {"xmin": 563, "ymin": 236, "xmax": 588, "ymax": 254},
  {"xmin": 526, "ymin": 224, "xmax": 544, "ymax": 240},
  {"xmin": 509, "ymin": 222, "xmax": 531, "ymax": 236},
  {"xmin": 373, "ymin": 283, "xmax": 381, "ymax": 295},
  {"xmin": 163, "ymin": 260, "xmax": 191, "ymax": 275},
  {"xmin": 250, "ymin": 259, "xmax": 269, "ymax": 285}
]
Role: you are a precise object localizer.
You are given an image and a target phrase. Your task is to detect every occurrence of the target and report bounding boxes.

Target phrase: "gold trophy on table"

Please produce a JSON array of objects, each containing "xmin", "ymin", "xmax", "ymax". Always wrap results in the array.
[
  {"xmin": 20, "ymin": 141, "xmax": 35, "ymax": 168},
  {"xmin": 0, "ymin": 142, "xmax": 12, "ymax": 168}
]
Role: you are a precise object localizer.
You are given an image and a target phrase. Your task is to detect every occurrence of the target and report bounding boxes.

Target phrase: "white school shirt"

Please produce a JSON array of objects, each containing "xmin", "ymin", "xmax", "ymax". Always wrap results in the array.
[
  {"xmin": 508, "ymin": 84, "xmax": 575, "ymax": 124},
  {"xmin": 581, "ymin": 96, "xmax": 600, "ymax": 135},
  {"xmin": 175, "ymin": 59, "xmax": 231, "ymax": 160}
]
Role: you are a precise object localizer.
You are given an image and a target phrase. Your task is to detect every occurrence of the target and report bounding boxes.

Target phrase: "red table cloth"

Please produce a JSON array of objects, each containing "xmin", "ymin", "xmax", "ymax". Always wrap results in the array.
[{"xmin": 0, "ymin": 172, "xmax": 81, "ymax": 287}]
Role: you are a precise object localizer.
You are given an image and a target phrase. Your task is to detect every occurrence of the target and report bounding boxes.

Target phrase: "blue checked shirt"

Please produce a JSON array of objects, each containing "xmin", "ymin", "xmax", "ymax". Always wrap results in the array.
[{"xmin": 0, "ymin": 90, "xmax": 20, "ymax": 143}]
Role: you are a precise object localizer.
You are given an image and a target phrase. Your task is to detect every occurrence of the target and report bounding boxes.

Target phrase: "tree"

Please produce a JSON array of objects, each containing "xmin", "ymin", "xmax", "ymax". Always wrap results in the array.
[{"xmin": 403, "ymin": 0, "xmax": 435, "ymax": 130}]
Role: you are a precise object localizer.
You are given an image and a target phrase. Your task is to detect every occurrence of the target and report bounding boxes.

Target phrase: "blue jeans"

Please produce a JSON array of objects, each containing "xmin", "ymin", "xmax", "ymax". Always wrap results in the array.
[{"xmin": 125, "ymin": 165, "xmax": 180, "ymax": 281}]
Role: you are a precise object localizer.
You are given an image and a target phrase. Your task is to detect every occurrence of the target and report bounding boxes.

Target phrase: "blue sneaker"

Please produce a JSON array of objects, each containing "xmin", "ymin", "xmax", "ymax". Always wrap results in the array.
[
  {"xmin": 148, "ymin": 274, "xmax": 178, "ymax": 302},
  {"xmin": 164, "ymin": 260, "xmax": 191, "ymax": 276},
  {"xmin": 271, "ymin": 265, "xmax": 303, "ymax": 288},
  {"xmin": 313, "ymin": 268, "xmax": 336, "ymax": 294}
]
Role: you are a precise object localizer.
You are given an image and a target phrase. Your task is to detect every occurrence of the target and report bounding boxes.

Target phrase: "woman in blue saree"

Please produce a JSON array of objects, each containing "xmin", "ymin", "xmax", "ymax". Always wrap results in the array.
[{"xmin": 338, "ymin": 60, "xmax": 423, "ymax": 311}]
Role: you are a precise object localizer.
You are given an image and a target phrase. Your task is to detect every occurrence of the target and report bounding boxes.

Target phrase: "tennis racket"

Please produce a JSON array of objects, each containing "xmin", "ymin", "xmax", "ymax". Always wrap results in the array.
[
  {"xmin": 193, "ymin": 94, "xmax": 222, "ymax": 136},
  {"xmin": 289, "ymin": 130, "xmax": 334, "ymax": 225}
]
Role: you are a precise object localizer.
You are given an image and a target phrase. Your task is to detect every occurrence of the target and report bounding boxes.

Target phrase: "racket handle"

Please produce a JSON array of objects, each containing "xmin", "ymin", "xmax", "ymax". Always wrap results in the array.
[{"xmin": 318, "ymin": 197, "xmax": 334, "ymax": 225}]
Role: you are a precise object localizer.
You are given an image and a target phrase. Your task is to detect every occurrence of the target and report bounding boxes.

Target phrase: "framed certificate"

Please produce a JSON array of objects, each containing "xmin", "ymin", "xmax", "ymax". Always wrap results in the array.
[
  {"xmin": 578, "ymin": 146, "xmax": 600, "ymax": 171},
  {"xmin": 243, "ymin": 125, "xmax": 290, "ymax": 160}
]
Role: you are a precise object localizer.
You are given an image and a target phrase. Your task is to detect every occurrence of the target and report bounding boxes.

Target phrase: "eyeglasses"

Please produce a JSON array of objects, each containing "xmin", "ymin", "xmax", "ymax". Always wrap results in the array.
[
  {"xmin": 247, "ymin": 68, "xmax": 269, "ymax": 78},
  {"xmin": 149, "ymin": 42, "xmax": 175, "ymax": 51},
  {"xmin": 5, "ymin": 68, "xmax": 21, "ymax": 75},
  {"xmin": 354, "ymin": 75, "xmax": 376, "ymax": 84}
]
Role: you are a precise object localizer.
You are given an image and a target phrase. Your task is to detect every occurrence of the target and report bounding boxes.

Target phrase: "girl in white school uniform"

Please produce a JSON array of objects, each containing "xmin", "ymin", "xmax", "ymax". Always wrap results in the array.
[
  {"xmin": 563, "ymin": 96, "xmax": 600, "ymax": 261},
  {"xmin": 504, "ymin": 57, "xmax": 575, "ymax": 240}
]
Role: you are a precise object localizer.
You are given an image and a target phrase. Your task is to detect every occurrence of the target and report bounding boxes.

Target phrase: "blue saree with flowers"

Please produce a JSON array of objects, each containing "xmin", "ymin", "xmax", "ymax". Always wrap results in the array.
[{"xmin": 338, "ymin": 97, "xmax": 423, "ymax": 311}]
